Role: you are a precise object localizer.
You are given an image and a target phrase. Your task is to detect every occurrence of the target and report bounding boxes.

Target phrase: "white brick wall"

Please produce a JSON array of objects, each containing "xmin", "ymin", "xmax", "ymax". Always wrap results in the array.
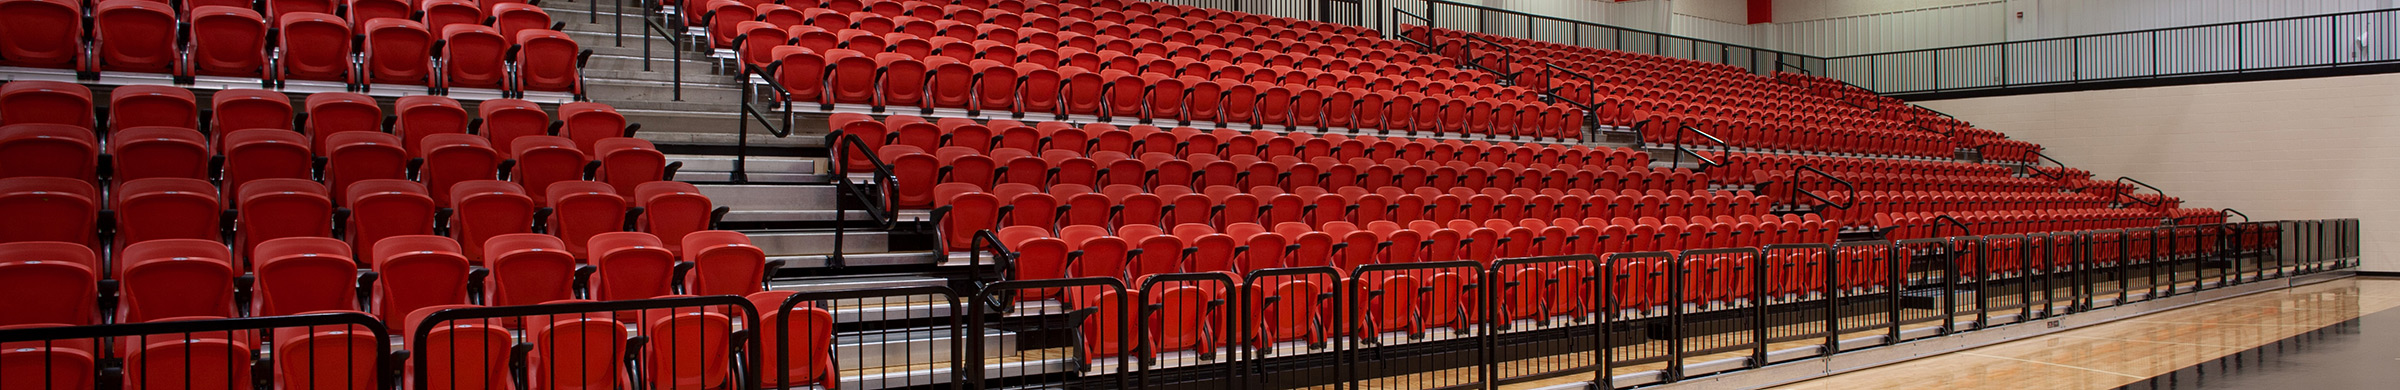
[{"xmin": 1920, "ymin": 73, "xmax": 2400, "ymax": 271}]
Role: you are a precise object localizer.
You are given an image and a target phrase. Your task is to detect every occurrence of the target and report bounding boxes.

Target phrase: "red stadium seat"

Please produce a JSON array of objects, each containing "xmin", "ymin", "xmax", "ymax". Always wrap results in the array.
[
  {"xmin": 0, "ymin": 0, "xmax": 85, "ymax": 70},
  {"xmin": 114, "ymin": 178, "xmax": 220, "ymax": 250},
  {"xmin": 108, "ymin": 126, "xmax": 212, "ymax": 182},
  {"xmin": 548, "ymin": 180, "xmax": 627, "ymax": 259},
  {"xmin": 529, "ymin": 316, "xmax": 629, "ymax": 390},
  {"xmin": 589, "ymin": 232, "xmax": 675, "ymax": 301},
  {"xmin": 270, "ymin": 320, "xmax": 380, "ymax": 390},
  {"xmin": 210, "ymin": 89, "xmax": 293, "ymax": 134},
  {"xmin": 347, "ymin": 0, "xmax": 410, "ymax": 24},
  {"xmin": 187, "ymin": 6, "xmax": 270, "ymax": 78},
  {"xmin": 510, "ymin": 135, "xmax": 588, "ymax": 205},
  {"xmin": 117, "ymin": 239, "xmax": 237, "ymax": 322},
  {"xmin": 93, "ymin": 0, "xmax": 181, "ymax": 73},
  {"xmin": 0, "ymin": 177, "xmax": 97, "ymax": 247},
  {"xmin": 345, "ymin": 180, "xmax": 436, "ymax": 258},
  {"xmin": 559, "ymin": 102, "xmax": 630, "ymax": 153},
  {"xmin": 236, "ymin": 179, "xmax": 333, "ymax": 267},
  {"xmin": 490, "ymin": 4, "xmax": 551, "ymax": 43},
  {"xmin": 0, "ymin": 324, "xmax": 95, "ymax": 389},
  {"xmin": 122, "ymin": 336, "xmax": 252, "ymax": 390},
  {"xmin": 302, "ymin": 92, "xmax": 381, "ymax": 151},
  {"xmin": 323, "ymin": 132, "xmax": 409, "ymax": 202},
  {"xmin": 642, "ymin": 308, "xmax": 735, "ymax": 389},
  {"xmin": 418, "ymin": 0, "xmax": 483, "ymax": 46},
  {"xmin": 474, "ymin": 98, "xmax": 550, "ymax": 155},
  {"xmin": 275, "ymin": 12, "xmax": 352, "ymax": 82},
  {"xmin": 106, "ymin": 85, "xmax": 197, "ymax": 131},
  {"xmin": 448, "ymin": 180, "xmax": 536, "ymax": 262},
  {"xmin": 418, "ymin": 134, "xmax": 501, "ymax": 208},
  {"xmin": 372, "ymin": 235, "xmax": 472, "ymax": 321},
  {"xmin": 395, "ymin": 95, "xmax": 470, "ymax": 154},
  {"xmin": 0, "ymin": 123, "xmax": 98, "ymax": 181},
  {"xmin": 363, "ymin": 19, "xmax": 434, "ymax": 86},
  {"xmin": 251, "ymin": 237, "xmax": 359, "ymax": 316},
  {"xmin": 483, "ymin": 233, "xmax": 579, "ymax": 306},
  {"xmin": 747, "ymin": 291, "xmax": 836, "ymax": 389},
  {"xmin": 401, "ymin": 304, "xmax": 512, "ymax": 389},
  {"xmin": 514, "ymin": 29, "xmax": 588, "ymax": 95},
  {"xmin": 636, "ymin": 181, "xmax": 717, "ymax": 253},
  {"xmin": 0, "ymin": 81, "xmax": 92, "ymax": 128},
  {"xmin": 682, "ymin": 230, "xmax": 765, "ymax": 296},
  {"xmin": 594, "ymin": 137, "xmax": 669, "ymax": 197},
  {"xmin": 0, "ymin": 242, "xmax": 100, "ymax": 326},
  {"xmin": 437, "ymin": 24, "xmax": 509, "ymax": 91}
]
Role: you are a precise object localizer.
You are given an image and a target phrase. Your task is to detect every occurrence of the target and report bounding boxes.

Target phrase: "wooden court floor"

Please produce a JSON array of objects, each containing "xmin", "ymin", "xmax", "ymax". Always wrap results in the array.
[{"xmin": 1766, "ymin": 277, "xmax": 2400, "ymax": 390}]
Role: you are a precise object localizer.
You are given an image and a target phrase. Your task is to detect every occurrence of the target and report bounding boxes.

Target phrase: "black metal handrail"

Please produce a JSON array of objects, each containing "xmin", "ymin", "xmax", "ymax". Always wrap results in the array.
[
  {"xmin": 2221, "ymin": 208, "xmax": 2250, "ymax": 223},
  {"xmin": 1933, "ymin": 215, "xmax": 1973, "ymax": 238},
  {"xmin": 1447, "ymin": 33, "xmax": 1523, "ymax": 81},
  {"xmin": 2026, "ymin": 151, "xmax": 2072, "ymax": 180},
  {"xmin": 1788, "ymin": 164, "xmax": 1859, "ymax": 210},
  {"xmin": 828, "ymin": 131, "xmax": 901, "ymax": 269},
  {"xmin": 1669, "ymin": 125, "xmax": 1728, "ymax": 170},
  {"xmin": 1538, "ymin": 63, "xmax": 1599, "ymax": 111},
  {"xmin": 1774, "ymin": 59, "xmax": 1810, "ymax": 75},
  {"xmin": 638, "ymin": 4, "xmax": 685, "ymax": 102},
  {"xmin": 2115, "ymin": 176, "xmax": 2167, "ymax": 207},
  {"xmin": 967, "ymin": 229, "xmax": 1017, "ymax": 299},
  {"xmin": 1418, "ymin": 0, "xmax": 1818, "ymax": 64},
  {"xmin": 730, "ymin": 64, "xmax": 796, "ymax": 183},
  {"xmin": 1827, "ymin": 8, "xmax": 2400, "ymax": 95}
]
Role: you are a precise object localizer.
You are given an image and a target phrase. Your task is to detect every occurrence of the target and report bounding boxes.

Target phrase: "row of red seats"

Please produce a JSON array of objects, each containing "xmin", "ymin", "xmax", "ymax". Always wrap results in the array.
[
  {"xmin": 763, "ymin": 46, "xmax": 1585, "ymax": 138},
  {"xmin": 0, "ymin": 289, "xmax": 835, "ymax": 390},
  {"xmin": 1824, "ymin": 191, "xmax": 2117, "ymax": 227},
  {"xmin": 1074, "ymin": 243, "xmax": 1888, "ymax": 358},
  {"xmin": 5, "ymin": 0, "xmax": 587, "ymax": 96},
  {"xmin": 0, "ymin": 227, "xmax": 764, "ymax": 328},
  {"xmin": 987, "ymin": 199, "xmax": 1836, "ymax": 282},
  {"xmin": 708, "ymin": 2, "xmax": 1441, "ymax": 74},
  {"xmin": 3, "ymin": 175, "xmax": 717, "ymax": 280},
  {"xmin": 1719, "ymin": 151, "xmax": 2012, "ymax": 179},
  {"xmin": 1633, "ymin": 115, "xmax": 1954, "ymax": 158},
  {"xmin": 834, "ymin": 114, "xmax": 1637, "ymax": 172},
  {"xmin": 0, "ymin": 84, "xmax": 633, "ymax": 155},
  {"xmin": 1878, "ymin": 208, "xmax": 2168, "ymax": 241},
  {"xmin": 932, "ymin": 180, "xmax": 1783, "ymax": 253}
]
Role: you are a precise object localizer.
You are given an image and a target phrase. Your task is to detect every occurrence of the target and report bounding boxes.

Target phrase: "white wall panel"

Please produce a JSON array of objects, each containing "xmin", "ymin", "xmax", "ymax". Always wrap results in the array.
[
  {"xmin": 1919, "ymin": 72, "xmax": 2400, "ymax": 272},
  {"xmin": 1670, "ymin": 12, "xmax": 1764, "ymax": 47},
  {"xmin": 1775, "ymin": 1, "xmax": 2008, "ymax": 57}
]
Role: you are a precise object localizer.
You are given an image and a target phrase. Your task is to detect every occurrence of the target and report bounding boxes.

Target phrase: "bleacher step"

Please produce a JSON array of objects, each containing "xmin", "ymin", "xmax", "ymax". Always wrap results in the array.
[
  {"xmin": 692, "ymin": 183, "xmax": 838, "ymax": 213},
  {"xmin": 668, "ymin": 154, "xmax": 825, "ymax": 183},
  {"xmin": 745, "ymin": 229, "xmax": 889, "ymax": 256}
]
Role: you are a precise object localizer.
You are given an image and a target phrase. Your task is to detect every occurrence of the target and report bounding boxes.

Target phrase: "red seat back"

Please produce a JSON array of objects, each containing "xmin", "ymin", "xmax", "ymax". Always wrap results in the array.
[
  {"xmin": 252, "ymin": 237, "xmax": 358, "ymax": 316},
  {"xmin": 0, "ymin": 123, "xmax": 98, "ymax": 181},
  {"xmin": 372, "ymin": 236, "xmax": 472, "ymax": 320},
  {"xmin": 439, "ymin": 24, "xmax": 508, "ymax": 89},
  {"xmin": 0, "ymin": 0, "xmax": 84, "ymax": 69},
  {"xmin": 276, "ymin": 12, "xmax": 352, "ymax": 81},
  {"xmin": 0, "ymin": 242, "xmax": 99, "ymax": 326},
  {"xmin": 0, "ymin": 81, "xmax": 92, "ymax": 128},
  {"xmin": 511, "ymin": 135, "xmax": 589, "ymax": 204},
  {"xmin": 516, "ymin": 29, "xmax": 585, "ymax": 93},
  {"xmin": 0, "ymin": 177, "xmax": 97, "ymax": 247},
  {"xmin": 188, "ymin": 6, "xmax": 269, "ymax": 76},
  {"xmin": 484, "ymin": 233, "xmax": 577, "ymax": 306},
  {"xmin": 106, "ymin": 85, "xmax": 197, "ymax": 131},
  {"xmin": 682, "ymin": 230, "xmax": 765, "ymax": 296},
  {"xmin": 119, "ymin": 239, "xmax": 238, "ymax": 322},
  {"xmin": 363, "ymin": 19, "xmax": 433, "ymax": 85},
  {"xmin": 448, "ymin": 180, "xmax": 535, "ymax": 261},
  {"xmin": 345, "ymin": 179, "xmax": 436, "ymax": 255},
  {"xmin": 93, "ymin": 0, "xmax": 181, "ymax": 72},
  {"xmin": 546, "ymin": 180, "xmax": 625, "ymax": 259},
  {"xmin": 114, "ymin": 178, "xmax": 220, "ymax": 250},
  {"xmin": 590, "ymin": 232, "xmax": 675, "ymax": 300}
]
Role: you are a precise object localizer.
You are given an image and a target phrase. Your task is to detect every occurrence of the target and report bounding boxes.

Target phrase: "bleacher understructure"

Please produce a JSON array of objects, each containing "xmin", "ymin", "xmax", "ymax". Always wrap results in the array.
[{"xmin": 0, "ymin": 0, "xmax": 2362, "ymax": 389}]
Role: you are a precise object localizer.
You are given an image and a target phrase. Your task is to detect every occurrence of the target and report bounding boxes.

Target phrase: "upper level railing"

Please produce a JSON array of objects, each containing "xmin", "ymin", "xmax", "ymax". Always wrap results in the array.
[
  {"xmin": 1826, "ymin": 8, "xmax": 2400, "ymax": 95},
  {"xmin": 1411, "ymin": 0, "xmax": 1827, "ymax": 76}
]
